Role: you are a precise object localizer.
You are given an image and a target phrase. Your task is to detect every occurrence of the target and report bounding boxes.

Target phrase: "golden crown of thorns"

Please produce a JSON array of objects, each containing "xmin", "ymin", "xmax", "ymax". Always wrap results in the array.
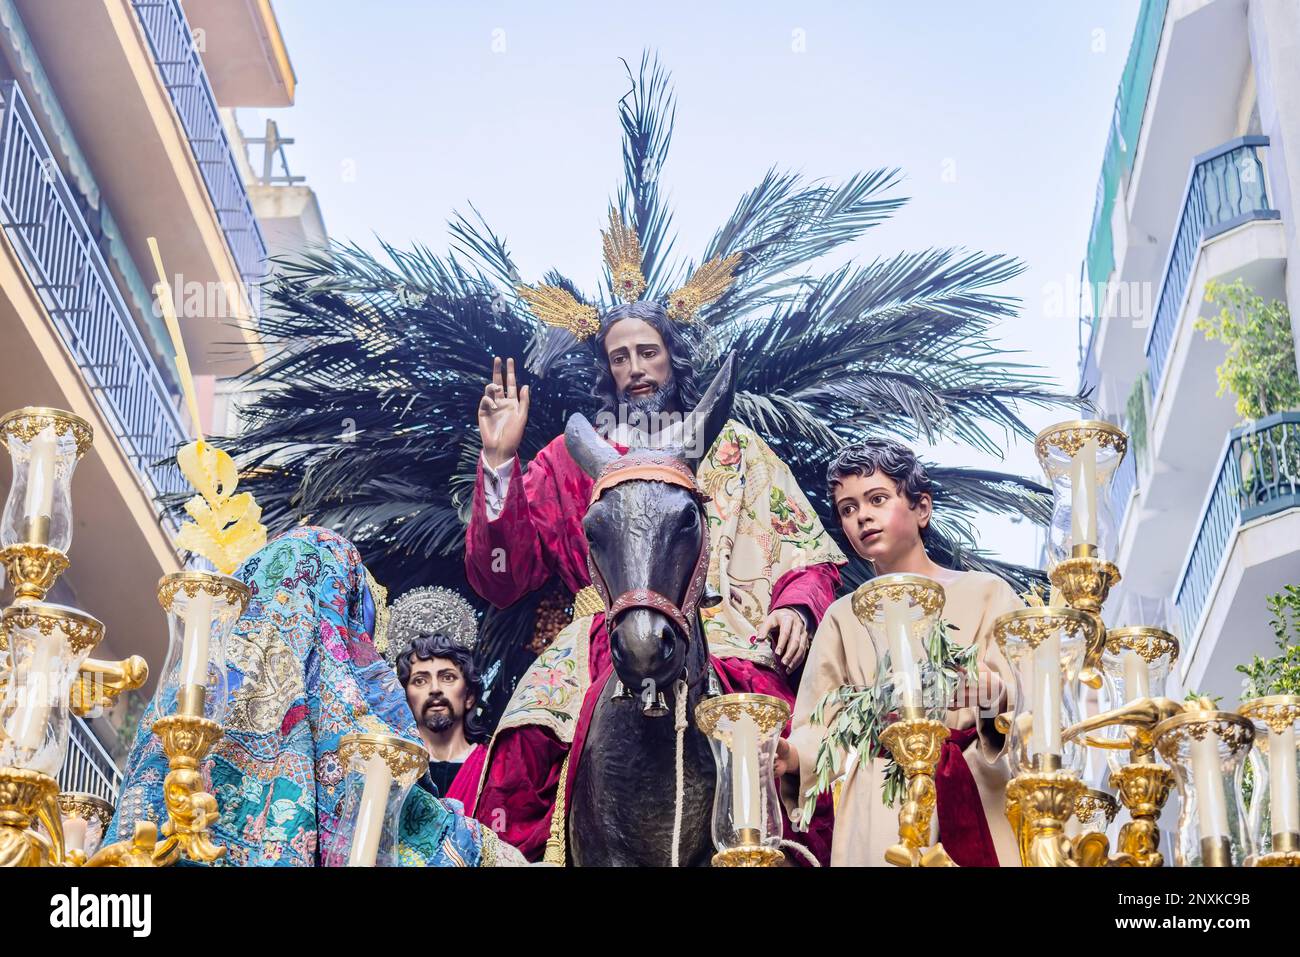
[{"xmin": 515, "ymin": 210, "xmax": 741, "ymax": 341}]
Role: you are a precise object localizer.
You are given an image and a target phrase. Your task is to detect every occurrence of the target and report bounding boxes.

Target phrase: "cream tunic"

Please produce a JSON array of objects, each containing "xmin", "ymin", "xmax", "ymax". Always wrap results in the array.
[{"xmin": 781, "ymin": 570, "xmax": 1024, "ymax": 866}]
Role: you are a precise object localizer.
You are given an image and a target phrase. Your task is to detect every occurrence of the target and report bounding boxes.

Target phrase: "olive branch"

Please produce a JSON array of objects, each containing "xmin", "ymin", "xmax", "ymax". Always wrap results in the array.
[{"xmin": 801, "ymin": 617, "xmax": 978, "ymax": 818}]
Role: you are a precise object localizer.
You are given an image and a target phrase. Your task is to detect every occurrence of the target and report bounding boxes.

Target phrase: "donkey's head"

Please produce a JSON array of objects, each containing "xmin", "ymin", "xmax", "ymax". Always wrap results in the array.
[{"xmin": 566, "ymin": 353, "xmax": 737, "ymax": 706}]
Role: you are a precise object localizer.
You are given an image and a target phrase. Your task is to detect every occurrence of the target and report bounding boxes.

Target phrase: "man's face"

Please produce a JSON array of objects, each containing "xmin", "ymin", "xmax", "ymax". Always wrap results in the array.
[
  {"xmin": 604, "ymin": 317, "xmax": 676, "ymax": 414},
  {"xmin": 832, "ymin": 470, "xmax": 931, "ymax": 565},
  {"xmin": 405, "ymin": 656, "xmax": 474, "ymax": 735}
]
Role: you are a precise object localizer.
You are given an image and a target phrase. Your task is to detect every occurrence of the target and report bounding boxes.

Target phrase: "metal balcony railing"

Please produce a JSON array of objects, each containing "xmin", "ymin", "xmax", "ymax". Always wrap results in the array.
[
  {"xmin": 0, "ymin": 81, "xmax": 188, "ymax": 502},
  {"xmin": 1144, "ymin": 137, "xmax": 1279, "ymax": 394},
  {"xmin": 1110, "ymin": 442, "xmax": 1138, "ymax": 531},
  {"xmin": 131, "ymin": 0, "xmax": 268, "ymax": 289},
  {"xmin": 58, "ymin": 715, "xmax": 123, "ymax": 805},
  {"xmin": 1175, "ymin": 411, "xmax": 1300, "ymax": 643}
]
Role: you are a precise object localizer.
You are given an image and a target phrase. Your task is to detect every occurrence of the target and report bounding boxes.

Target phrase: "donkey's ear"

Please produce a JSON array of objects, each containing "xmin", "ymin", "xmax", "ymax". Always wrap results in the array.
[
  {"xmin": 565, "ymin": 413, "xmax": 620, "ymax": 479},
  {"xmin": 681, "ymin": 351, "xmax": 738, "ymax": 472}
]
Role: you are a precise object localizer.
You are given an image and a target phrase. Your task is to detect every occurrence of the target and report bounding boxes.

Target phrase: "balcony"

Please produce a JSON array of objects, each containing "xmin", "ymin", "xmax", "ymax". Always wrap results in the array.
[
  {"xmin": 0, "ymin": 78, "xmax": 182, "ymax": 671},
  {"xmin": 131, "ymin": 0, "xmax": 268, "ymax": 290},
  {"xmin": 12, "ymin": 0, "xmax": 265, "ymax": 375},
  {"xmin": 1177, "ymin": 412, "xmax": 1300, "ymax": 697},
  {"xmin": 1144, "ymin": 137, "xmax": 1278, "ymax": 393},
  {"xmin": 0, "ymin": 82, "xmax": 187, "ymax": 503},
  {"xmin": 58, "ymin": 716, "xmax": 123, "ymax": 805}
]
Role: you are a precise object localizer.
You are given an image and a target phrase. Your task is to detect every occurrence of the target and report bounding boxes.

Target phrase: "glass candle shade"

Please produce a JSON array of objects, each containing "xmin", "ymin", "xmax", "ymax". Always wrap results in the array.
[
  {"xmin": 1066, "ymin": 786, "xmax": 1119, "ymax": 840},
  {"xmin": 993, "ymin": 607, "xmax": 1095, "ymax": 775},
  {"xmin": 1154, "ymin": 710, "xmax": 1254, "ymax": 867},
  {"xmin": 850, "ymin": 574, "xmax": 946, "ymax": 722},
  {"xmin": 0, "ymin": 603, "xmax": 103, "ymax": 776},
  {"xmin": 327, "ymin": 733, "xmax": 428, "ymax": 867},
  {"xmin": 1099, "ymin": 627, "xmax": 1180, "ymax": 770},
  {"xmin": 0, "ymin": 408, "xmax": 92, "ymax": 551},
  {"xmin": 56, "ymin": 792, "xmax": 114, "ymax": 858},
  {"xmin": 1034, "ymin": 420, "xmax": 1128, "ymax": 565},
  {"xmin": 695, "ymin": 693, "xmax": 790, "ymax": 862},
  {"xmin": 152, "ymin": 572, "xmax": 249, "ymax": 723},
  {"xmin": 1238, "ymin": 696, "xmax": 1300, "ymax": 858}
]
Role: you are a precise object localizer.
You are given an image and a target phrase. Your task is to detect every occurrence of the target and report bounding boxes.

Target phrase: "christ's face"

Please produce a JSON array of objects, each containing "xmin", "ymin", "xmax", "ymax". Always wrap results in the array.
[
  {"xmin": 405, "ymin": 657, "xmax": 474, "ymax": 735},
  {"xmin": 832, "ymin": 470, "xmax": 931, "ymax": 566},
  {"xmin": 604, "ymin": 318, "xmax": 676, "ymax": 413}
]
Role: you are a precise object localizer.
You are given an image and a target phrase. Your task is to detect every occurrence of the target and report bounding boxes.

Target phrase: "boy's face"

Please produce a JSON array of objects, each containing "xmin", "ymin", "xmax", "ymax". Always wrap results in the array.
[{"xmin": 832, "ymin": 470, "xmax": 931, "ymax": 565}]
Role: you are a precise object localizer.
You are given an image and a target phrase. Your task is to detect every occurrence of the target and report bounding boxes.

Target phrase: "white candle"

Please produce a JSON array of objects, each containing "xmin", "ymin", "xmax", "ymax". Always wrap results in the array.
[
  {"xmin": 1029, "ymin": 631, "xmax": 1061, "ymax": 759},
  {"xmin": 7, "ymin": 636, "xmax": 57, "ymax": 751},
  {"xmin": 23, "ymin": 425, "xmax": 57, "ymax": 530},
  {"xmin": 1191, "ymin": 729, "xmax": 1230, "ymax": 844},
  {"xmin": 1070, "ymin": 437, "xmax": 1098, "ymax": 550},
  {"xmin": 348, "ymin": 754, "xmax": 393, "ymax": 866},
  {"xmin": 883, "ymin": 597, "xmax": 921, "ymax": 710},
  {"xmin": 62, "ymin": 816, "xmax": 87, "ymax": 854},
  {"xmin": 1269, "ymin": 722, "xmax": 1299, "ymax": 839},
  {"xmin": 178, "ymin": 591, "xmax": 213, "ymax": 690},
  {"xmin": 731, "ymin": 714, "xmax": 761, "ymax": 832},
  {"xmin": 1122, "ymin": 649, "xmax": 1150, "ymax": 702}
]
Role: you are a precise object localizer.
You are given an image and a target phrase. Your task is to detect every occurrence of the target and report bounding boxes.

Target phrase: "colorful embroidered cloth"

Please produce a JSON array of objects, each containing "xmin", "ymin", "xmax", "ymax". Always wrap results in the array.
[{"xmin": 109, "ymin": 526, "xmax": 516, "ymax": 866}]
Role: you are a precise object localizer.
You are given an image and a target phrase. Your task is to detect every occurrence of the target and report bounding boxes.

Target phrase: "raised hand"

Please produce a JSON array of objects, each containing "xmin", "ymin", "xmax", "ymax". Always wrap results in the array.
[{"xmin": 478, "ymin": 357, "xmax": 530, "ymax": 470}]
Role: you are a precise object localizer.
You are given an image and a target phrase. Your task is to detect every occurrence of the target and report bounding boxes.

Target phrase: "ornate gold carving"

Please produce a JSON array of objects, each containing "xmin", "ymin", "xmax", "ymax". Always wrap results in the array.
[
  {"xmin": 711, "ymin": 844, "xmax": 785, "ymax": 867},
  {"xmin": 0, "ymin": 544, "xmax": 68, "ymax": 601},
  {"xmin": 992, "ymin": 605, "xmax": 1097, "ymax": 652},
  {"xmin": 516, "ymin": 284, "xmax": 601, "ymax": 340},
  {"xmin": 1074, "ymin": 787, "xmax": 1119, "ymax": 829},
  {"xmin": 1239, "ymin": 696, "xmax": 1300, "ymax": 736},
  {"xmin": 57, "ymin": 792, "xmax": 115, "ymax": 831},
  {"xmin": 0, "ymin": 407, "xmax": 93, "ymax": 458},
  {"xmin": 150, "ymin": 714, "xmax": 226, "ymax": 865},
  {"xmin": 1, "ymin": 602, "xmax": 104, "ymax": 656},
  {"xmin": 156, "ymin": 571, "xmax": 251, "ymax": 616},
  {"xmin": 85, "ymin": 821, "xmax": 161, "ymax": 868},
  {"xmin": 1004, "ymin": 770, "xmax": 1086, "ymax": 867},
  {"xmin": 694, "ymin": 692, "xmax": 791, "ymax": 739},
  {"xmin": 850, "ymin": 573, "xmax": 945, "ymax": 623},
  {"xmin": 70, "ymin": 656, "xmax": 149, "ymax": 717},
  {"xmin": 1049, "ymin": 556, "xmax": 1121, "ymax": 615},
  {"xmin": 0, "ymin": 767, "xmax": 58, "ymax": 868},
  {"xmin": 1256, "ymin": 850, "xmax": 1300, "ymax": 867},
  {"xmin": 1033, "ymin": 420, "xmax": 1128, "ymax": 475},
  {"xmin": 1154, "ymin": 710, "xmax": 1255, "ymax": 760},
  {"xmin": 666, "ymin": 253, "xmax": 742, "ymax": 324},
  {"xmin": 878, "ymin": 717, "xmax": 956, "ymax": 868},
  {"xmin": 337, "ymin": 732, "xmax": 429, "ymax": 788},
  {"xmin": 1105, "ymin": 626, "xmax": 1179, "ymax": 664},
  {"xmin": 601, "ymin": 210, "xmax": 647, "ymax": 302}
]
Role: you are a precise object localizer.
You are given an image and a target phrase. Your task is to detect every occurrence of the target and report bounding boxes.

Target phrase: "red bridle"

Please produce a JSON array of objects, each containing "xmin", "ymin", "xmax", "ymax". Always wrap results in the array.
[{"xmin": 585, "ymin": 452, "xmax": 711, "ymax": 640}]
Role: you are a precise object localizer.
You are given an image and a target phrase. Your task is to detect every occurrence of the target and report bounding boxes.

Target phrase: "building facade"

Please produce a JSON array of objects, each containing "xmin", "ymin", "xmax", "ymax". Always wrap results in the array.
[
  {"xmin": 0, "ymin": 0, "xmax": 323, "ymax": 801},
  {"xmin": 1079, "ymin": 0, "xmax": 1300, "ymax": 704}
]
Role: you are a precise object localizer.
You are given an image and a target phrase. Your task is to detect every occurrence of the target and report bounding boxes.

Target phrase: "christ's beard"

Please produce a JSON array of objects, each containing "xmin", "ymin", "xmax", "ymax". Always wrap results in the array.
[
  {"xmin": 422, "ymin": 703, "xmax": 458, "ymax": 734},
  {"xmin": 620, "ymin": 376, "xmax": 677, "ymax": 418}
]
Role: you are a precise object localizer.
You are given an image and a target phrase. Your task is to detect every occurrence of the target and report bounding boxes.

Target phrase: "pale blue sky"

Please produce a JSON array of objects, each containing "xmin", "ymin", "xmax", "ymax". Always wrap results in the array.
[{"xmin": 251, "ymin": 0, "xmax": 1141, "ymax": 565}]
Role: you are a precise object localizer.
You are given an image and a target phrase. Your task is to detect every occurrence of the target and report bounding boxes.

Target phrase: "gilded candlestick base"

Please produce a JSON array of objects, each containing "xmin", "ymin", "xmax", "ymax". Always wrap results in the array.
[
  {"xmin": 0, "ymin": 767, "xmax": 58, "ymax": 867},
  {"xmin": 1255, "ymin": 850, "xmax": 1300, "ymax": 867},
  {"xmin": 1049, "ymin": 556, "xmax": 1120, "ymax": 616},
  {"xmin": 879, "ymin": 717, "xmax": 957, "ymax": 867},
  {"xmin": 712, "ymin": 844, "xmax": 785, "ymax": 867},
  {"xmin": 85, "ymin": 822, "xmax": 161, "ymax": 868},
  {"xmin": 1107, "ymin": 761, "xmax": 1174, "ymax": 867},
  {"xmin": 1005, "ymin": 770, "xmax": 1085, "ymax": 867},
  {"xmin": 150, "ymin": 714, "xmax": 225, "ymax": 865},
  {"xmin": 0, "ymin": 543, "xmax": 69, "ymax": 601}
]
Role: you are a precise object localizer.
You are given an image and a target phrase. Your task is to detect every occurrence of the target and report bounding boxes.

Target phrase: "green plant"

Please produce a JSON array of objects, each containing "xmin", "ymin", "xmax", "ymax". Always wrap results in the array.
[
  {"xmin": 1124, "ymin": 372, "xmax": 1149, "ymax": 468},
  {"xmin": 1197, "ymin": 279, "xmax": 1300, "ymax": 421},
  {"xmin": 1237, "ymin": 585, "xmax": 1300, "ymax": 699},
  {"xmin": 802, "ymin": 618, "xmax": 978, "ymax": 817}
]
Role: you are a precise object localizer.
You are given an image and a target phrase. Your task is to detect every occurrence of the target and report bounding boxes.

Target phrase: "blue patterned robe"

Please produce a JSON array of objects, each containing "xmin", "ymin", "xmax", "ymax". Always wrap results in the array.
[{"xmin": 110, "ymin": 527, "xmax": 512, "ymax": 866}]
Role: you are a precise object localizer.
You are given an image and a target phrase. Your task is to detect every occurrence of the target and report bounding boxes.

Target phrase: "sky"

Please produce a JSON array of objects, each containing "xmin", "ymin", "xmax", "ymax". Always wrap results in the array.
[{"xmin": 247, "ymin": 0, "xmax": 1142, "ymax": 567}]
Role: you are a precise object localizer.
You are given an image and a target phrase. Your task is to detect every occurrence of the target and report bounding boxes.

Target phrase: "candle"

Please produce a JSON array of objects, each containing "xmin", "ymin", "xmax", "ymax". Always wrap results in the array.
[
  {"xmin": 23, "ymin": 425, "xmax": 57, "ymax": 542},
  {"xmin": 1190, "ymin": 728, "xmax": 1230, "ymax": 845},
  {"xmin": 62, "ymin": 816, "xmax": 87, "ymax": 854},
  {"xmin": 1122, "ymin": 649, "xmax": 1150, "ymax": 702},
  {"xmin": 730, "ymin": 713, "xmax": 761, "ymax": 833},
  {"xmin": 883, "ymin": 597, "xmax": 921, "ymax": 710},
  {"xmin": 1270, "ymin": 721, "xmax": 1299, "ymax": 840},
  {"xmin": 1070, "ymin": 437, "xmax": 1098, "ymax": 550},
  {"xmin": 7, "ymin": 636, "xmax": 57, "ymax": 751},
  {"xmin": 178, "ymin": 591, "xmax": 214, "ymax": 691},
  {"xmin": 348, "ymin": 754, "xmax": 393, "ymax": 866},
  {"xmin": 1029, "ymin": 630, "xmax": 1061, "ymax": 760}
]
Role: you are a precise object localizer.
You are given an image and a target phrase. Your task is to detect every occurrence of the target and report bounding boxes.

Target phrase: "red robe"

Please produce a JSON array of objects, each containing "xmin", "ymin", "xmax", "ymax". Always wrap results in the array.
[{"xmin": 465, "ymin": 431, "xmax": 840, "ymax": 862}]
